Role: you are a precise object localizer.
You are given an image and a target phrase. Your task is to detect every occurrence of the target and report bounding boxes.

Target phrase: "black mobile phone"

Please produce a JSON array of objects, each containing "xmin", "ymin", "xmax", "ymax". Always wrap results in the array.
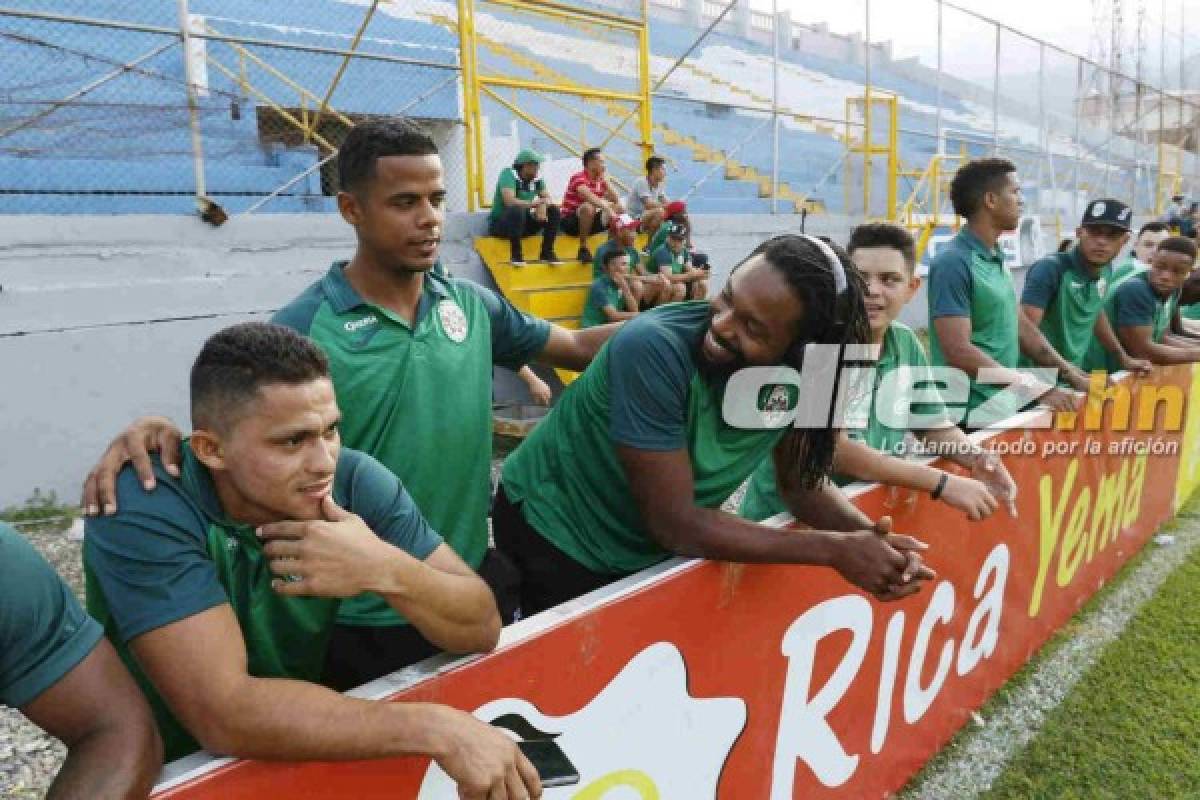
[{"xmin": 517, "ymin": 738, "xmax": 581, "ymax": 788}]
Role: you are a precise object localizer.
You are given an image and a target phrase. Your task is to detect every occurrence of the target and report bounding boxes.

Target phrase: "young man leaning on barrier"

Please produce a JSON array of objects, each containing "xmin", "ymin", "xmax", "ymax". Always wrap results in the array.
[
  {"xmin": 1, "ymin": 523, "xmax": 162, "ymax": 800},
  {"xmin": 492, "ymin": 234, "xmax": 936, "ymax": 616},
  {"xmin": 82, "ymin": 117, "xmax": 619, "ymax": 692},
  {"xmin": 1083, "ymin": 236, "xmax": 1200, "ymax": 367},
  {"xmin": 739, "ymin": 223, "xmax": 1017, "ymax": 525},
  {"xmin": 1017, "ymin": 199, "xmax": 1151, "ymax": 384},
  {"xmin": 83, "ymin": 323, "xmax": 542, "ymax": 800},
  {"xmin": 927, "ymin": 158, "xmax": 1076, "ymax": 430}
]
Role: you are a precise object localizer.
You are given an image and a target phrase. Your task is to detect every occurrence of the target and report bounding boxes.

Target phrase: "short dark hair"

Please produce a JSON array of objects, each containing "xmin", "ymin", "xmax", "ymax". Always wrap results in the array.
[
  {"xmin": 582, "ymin": 147, "xmax": 603, "ymax": 167},
  {"xmin": 1158, "ymin": 235, "xmax": 1198, "ymax": 260},
  {"xmin": 191, "ymin": 323, "xmax": 330, "ymax": 433},
  {"xmin": 847, "ymin": 222, "xmax": 916, "ymax": 270},
  {"xmin": 602, "ymin": 247, "xmax": 628, "ymax": 269},
  {"xmin": 1138, "ymin": 221, "xmax": 1169, "ymax": 237},
  {"xmin": 949, "ymin": 157, "xmax": 1017, "ymax": 219},
  {"xmin": 646, "ymin": 156, "xmax": 665, "ymax": 173},
  {"xmin": 337, "ymin": 117, "xmax": 438, "ymax": 194}
]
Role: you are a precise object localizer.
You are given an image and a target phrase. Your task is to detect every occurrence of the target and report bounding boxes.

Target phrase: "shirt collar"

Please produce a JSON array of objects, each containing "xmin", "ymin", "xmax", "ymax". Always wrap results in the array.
[
  {"xmin": 321, "ymin": 260, "xmax": 449, "ymax": 317},
  {"xmin": 179, "ymin": 441, "xmax": 234, "ymax": 527},
  {"xmin": 956, "ymin": 227, "xmax": 1005, "ymax": 263}
]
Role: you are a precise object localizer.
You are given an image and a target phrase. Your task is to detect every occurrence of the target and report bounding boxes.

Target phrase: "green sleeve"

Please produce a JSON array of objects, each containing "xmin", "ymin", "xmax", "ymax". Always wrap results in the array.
[
  {"xmin": 607, "ymin": 314, "xmax": 694, "ymax": 450},
  {"xmin": 928, "ymin": 250, "xmax": 973, "ymax": 319},
  {"xmin": 0, "ymin": 524, "xmax": 104, "ymax": 708},
  {"xmin": 464, "ymin": 280, "xmax": 553, "ymax": 369},
  {"xmin": 335, "ymin": 450, "xmax": 443, "ymax": 560}
]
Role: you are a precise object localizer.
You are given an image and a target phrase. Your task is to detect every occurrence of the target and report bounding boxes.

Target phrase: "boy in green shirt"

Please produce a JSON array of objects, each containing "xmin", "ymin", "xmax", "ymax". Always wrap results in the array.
[
  {"xmin": 740, "ymin": 223, "xmax": 1016, "ymax": 523},
  {"xmin": 582, "ymin": 249, "xmax": 640, "ymax": 327},
  {"xmin": 1018, "ymin": 199, "xmax": 1150, "ymax": 383},
  {"xmin": 1096, "ymin": 237, "xmax": 1200, "ymax": 365},
  {"xmin": 928, "ymin": 158, "xmax": 1075, "ymax": 429},
  {"xmin": 496, "ymin": 234, "xmax": 935, "ymax": 615},
  {"xmin": 647, "ymin": 223, "xmax": 709, "ymax": 301},
  {"xmin": 594, "ymin": 213, "xmax": 669, "ymax": 306},
  {"xmin": 84, "ymin": 322, "xmax": 539, "ymax": 796}
]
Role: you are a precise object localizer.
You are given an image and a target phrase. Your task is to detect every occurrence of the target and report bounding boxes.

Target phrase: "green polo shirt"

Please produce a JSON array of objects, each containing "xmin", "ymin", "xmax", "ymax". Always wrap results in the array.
[
  {"xmin": 593, "ymin": 240, "xmax": 641, "ymax": 278},
  {"xmin": 489, "ymin": 167, "xmax": 546, "ymax": 223},
  {"xmin": 1083, "ymin": 269, "xmax": 1176, "ymax": 372},
  {"xmin": 1018, "ymin": 247, "xmax": 1114, "ymax": 370},
  {"xmin": 502, "ymin": 302, "xmax": 786, "ymax": 575},
  {"xmin": 927, "ymin": 227, "xmax": 1019, "ymax": 424},
  {"xmin": 647, "ymin": 244, "xmax": 688, "ymax": 275},
  {"xmin": 84, "ymin": 444, "xmax": 443, "ymax": 762},
  {"xmin": 273, "ymin": 263, "xmax": 549, "ymax": 627},
  {"xmin": 646, "ymin": 224, "xmax": 671, "ymax": 257},
  {"xmin": 582, "ymin": 276, "xmax": 626, "ymax": 328},
  {"xmin": 0, "ymin": 523, "xmax": 104, "ymax": 710},
  {"xmin": 739, "ymin": 321, "xmax": 947, "ymax": 521}
]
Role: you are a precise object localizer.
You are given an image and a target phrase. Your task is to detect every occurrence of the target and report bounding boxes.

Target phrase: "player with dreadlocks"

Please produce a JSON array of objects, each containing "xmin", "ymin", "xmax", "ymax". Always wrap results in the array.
[{"xmin": 494, "ymin": 234, "xmax": 936, "ymax": 616}]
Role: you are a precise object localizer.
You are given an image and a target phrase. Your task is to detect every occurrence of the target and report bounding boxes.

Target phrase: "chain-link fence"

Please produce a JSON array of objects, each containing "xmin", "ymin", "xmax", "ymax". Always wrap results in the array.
[
  {"xmin": 0, "ymin": 1, "xmax": 463, "ymax": 216},
  {"xmin": 1, "ymin": 0, "xmax": 1198, "ymax": 223}
]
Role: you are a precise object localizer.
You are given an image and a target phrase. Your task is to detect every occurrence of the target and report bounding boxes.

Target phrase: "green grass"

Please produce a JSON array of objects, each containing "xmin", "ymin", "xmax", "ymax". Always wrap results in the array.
[
  {"xmin": 0, "ymin": 488, "xmax": 77, "ymax": 532},
  {"xmin": 981, "ymin": 511, "xmax": 1200, "ymax": 799}
]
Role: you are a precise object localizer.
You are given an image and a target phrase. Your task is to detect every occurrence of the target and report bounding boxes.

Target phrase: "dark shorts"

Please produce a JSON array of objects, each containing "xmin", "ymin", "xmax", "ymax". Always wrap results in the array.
[
  {"xmin": 320, "ymin": 547, "xmax": 522, "ymax": 691},
  {"xmin": 491, "ymin": 484, "xmax": 621, "ymax": 616},
  {"xmin": 561, "ymin": 210, "xmax": 608, "ymax": 236}
]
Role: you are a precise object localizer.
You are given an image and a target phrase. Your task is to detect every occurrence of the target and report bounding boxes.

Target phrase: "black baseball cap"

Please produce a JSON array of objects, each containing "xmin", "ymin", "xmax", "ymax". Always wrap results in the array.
[{"xmin": 1080, "ymin": 198, "xmax": 1132, "ymax": 232}]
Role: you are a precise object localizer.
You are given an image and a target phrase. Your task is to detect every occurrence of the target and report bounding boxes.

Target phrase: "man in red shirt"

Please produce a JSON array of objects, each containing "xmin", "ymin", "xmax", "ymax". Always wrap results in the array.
[{"xmin": 561, "ymin": 147, "xmax": 625, "ymax": 263}]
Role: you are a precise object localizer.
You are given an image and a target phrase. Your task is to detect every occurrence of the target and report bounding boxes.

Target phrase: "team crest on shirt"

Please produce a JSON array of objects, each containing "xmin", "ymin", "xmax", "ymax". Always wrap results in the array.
[
  {"xmin": 1097, "ymin": 277, "xmax": 1108, "ymax": 297},
  {"xmin": 437, "ymin": 299, "xmax": 469, "ymax": 343}
]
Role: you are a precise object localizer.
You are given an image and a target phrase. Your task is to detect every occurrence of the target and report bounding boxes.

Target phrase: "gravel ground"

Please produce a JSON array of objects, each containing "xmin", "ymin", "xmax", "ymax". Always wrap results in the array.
[
  {"xmin": 1, "ymin": 522, "xmax": 79, "ymax": 800},
  {"xmin": 899, "ymin": 515, "xmax": 1200, "ymax": 799}
]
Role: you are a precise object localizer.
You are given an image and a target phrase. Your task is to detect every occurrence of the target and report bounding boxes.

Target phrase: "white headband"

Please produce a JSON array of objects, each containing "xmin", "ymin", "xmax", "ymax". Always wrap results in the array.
[{"xmin": 799, "ymin": 233, "xmax": 848, "ymax": 295}]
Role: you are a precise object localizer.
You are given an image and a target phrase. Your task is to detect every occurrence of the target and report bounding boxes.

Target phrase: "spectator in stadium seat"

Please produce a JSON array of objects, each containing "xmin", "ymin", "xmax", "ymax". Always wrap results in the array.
[
  {"xmin": 647, "ymin": 223, "xmax": 708, "ymax": 301},
  {"xmin": 626, "ymin": 156, "xmax": 689, "ymax": 245},
  {"xmin": 1018, "ymin": 199, "xmax": 1151, "ymax": 383},
  {"xmin": 1162, "ymin": 194, "xmax": 1184, "ymax": 229},
  {"xmin": 1, "ymin": 522, "xmax": 161, "ymax": 800},
  {"xmin": 740, "ymin": 223, "xmax": 1016, "ymax": 524},
  {"xmin": 84, "ymin": 323, "xmax": 541, "ymax": 799},
  {"xmin": 561, "ymin": 147, "xmax": 624, "ymax": 263},
  {"xmin": 582, "ymin": 249, "xmax": 640, "ymax": 328},
  {"xmin": 488, "ymin": 147, "xmax": 562, "ymax": 267},
  {"xmin": 594, "ymin": 213, "xmax": 668, "ymax": 307},
  {"xmin": 82, "ymin": 117, "xmax": 618, "ymax": 695},
  {"xmin": 927, "ymin": 157, "xmax": 1075, "ymax": 430},
  {"xmin": 1180, "ymin": 203, "xmax": 1199, "ymax": 239},
  {"xmin": 1083, "ymin": 237, "xmax": 1200, "ymax": 367},
  {"xmin": 493, "ymin": 234, "xmax": 935, "ymax": 615}
]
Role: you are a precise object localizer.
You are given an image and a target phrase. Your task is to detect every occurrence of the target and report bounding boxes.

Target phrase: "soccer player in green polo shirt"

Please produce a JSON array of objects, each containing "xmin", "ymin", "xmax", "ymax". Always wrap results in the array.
[
  {"xmin": 83, "ymin": 118, "xmax": 619, "ymax": 692},
  {"xmin": 84, "ymin": 323, "xmax": 541, "ymax": 797},
  {"xmin": 739, "ymin": 223, "xmax": 1017, "ymax": 524},
  {"xmin": 1, "ymin": 523, "xmax": 161, "ymax": 799},
  {"xmin": 582, "ymin": 249, "xmax": 640, "ymax": 328},
  {"xmin": 487, "ymin": 147, "xmax": 562, "ymax": 266},
  {"xmin": 1018, "ymin": 199, "xmax": 1151, "ymax": 383},
  {"xmin": 1086, "ymin": 236, "xmax": 1200, "ymax": 366},
  {"xmin": 494, "ymin": 234, "xmax": 935, "ymax": 614},
  {"xmin": 928, "ymin": 158, "xmax": 1075, "ymax": 429}
]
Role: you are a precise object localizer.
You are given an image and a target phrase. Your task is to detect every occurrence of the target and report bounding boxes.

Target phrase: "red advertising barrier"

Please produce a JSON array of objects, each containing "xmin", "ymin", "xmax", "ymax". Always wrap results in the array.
[{"xmin": 154, "ymin": 366, "xmax": 1196, "ymax": 800}]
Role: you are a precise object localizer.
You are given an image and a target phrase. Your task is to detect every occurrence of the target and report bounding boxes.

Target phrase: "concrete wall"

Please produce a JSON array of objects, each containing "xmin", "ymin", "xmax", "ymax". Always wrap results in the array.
[{"xmin": 0, "ymin": 211, "xmax": 849, "ymax": 508}]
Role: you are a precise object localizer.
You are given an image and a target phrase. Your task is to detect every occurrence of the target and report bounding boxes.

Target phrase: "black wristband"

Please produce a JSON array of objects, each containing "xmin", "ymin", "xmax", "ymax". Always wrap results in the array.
[{"xmin": 932, "ymin": 472, "xmax": 949, "ymax": 501}]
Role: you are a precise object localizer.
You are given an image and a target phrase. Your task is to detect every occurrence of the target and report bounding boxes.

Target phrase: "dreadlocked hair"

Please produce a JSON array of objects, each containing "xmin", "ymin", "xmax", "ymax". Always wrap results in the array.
[{"xmin": 751, "ymin": 234, "xmax": 871, "ymax": 491}]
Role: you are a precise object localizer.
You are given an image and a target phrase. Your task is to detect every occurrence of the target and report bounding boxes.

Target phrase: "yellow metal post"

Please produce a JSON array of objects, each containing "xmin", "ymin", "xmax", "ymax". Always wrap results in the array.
[
  {"xmin": 886, "ymin": 94, "xmax": 898, "ymax": 220},
  {"xmin": 637, "ymin": 0, "xmax": 654, "ymax": 164},
  {"xmin": 456, "ymin": 0, "xmax": 483, "ymax": 210}
]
